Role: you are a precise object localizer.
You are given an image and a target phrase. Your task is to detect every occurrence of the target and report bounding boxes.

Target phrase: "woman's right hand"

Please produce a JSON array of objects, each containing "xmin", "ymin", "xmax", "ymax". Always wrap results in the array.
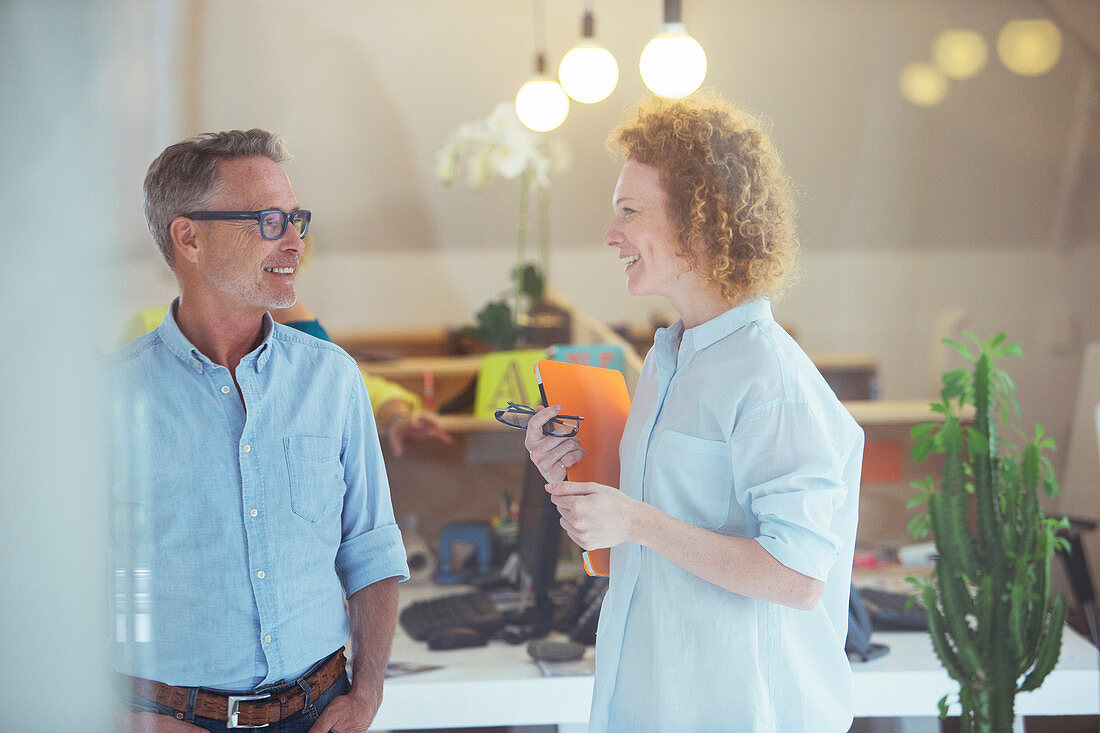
[{"xmin": 524, "ymin": 405, "xmax": 586, "ymax": 482}]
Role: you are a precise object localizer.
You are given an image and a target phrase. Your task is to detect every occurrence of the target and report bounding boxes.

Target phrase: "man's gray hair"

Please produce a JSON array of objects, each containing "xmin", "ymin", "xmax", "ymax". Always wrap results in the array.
[{"xmin": 143, "ymin": 129, "xmax": 290, "ymax": 269}]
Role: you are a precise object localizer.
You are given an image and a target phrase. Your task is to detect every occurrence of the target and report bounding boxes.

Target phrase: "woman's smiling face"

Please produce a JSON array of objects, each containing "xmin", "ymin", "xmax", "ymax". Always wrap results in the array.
[
  {"xmin": 604, "ymin": 159, "xmax": 686, "ymax": 299},
  {"xmin": 605, "ymin": 158, "xmax": 731, "ymax": 327}
]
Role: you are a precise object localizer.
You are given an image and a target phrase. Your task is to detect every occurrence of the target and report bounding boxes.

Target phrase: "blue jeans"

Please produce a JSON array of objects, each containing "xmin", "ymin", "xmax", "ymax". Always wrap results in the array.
[{"xmin": 120, "ymin": 671, "xmax": 350, "ymax": 732}]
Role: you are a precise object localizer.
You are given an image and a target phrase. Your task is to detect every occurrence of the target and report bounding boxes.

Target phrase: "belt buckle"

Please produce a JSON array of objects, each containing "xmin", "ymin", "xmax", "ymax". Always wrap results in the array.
[{"xmin": 227, "ymin": 693, "xmax": 271, "ymax": 729}]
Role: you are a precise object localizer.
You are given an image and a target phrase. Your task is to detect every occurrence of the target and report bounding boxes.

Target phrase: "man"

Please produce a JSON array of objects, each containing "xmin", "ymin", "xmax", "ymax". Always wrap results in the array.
[{"xmin": 109, "ymin": 129, "xmax": 409, "ymax": 733}]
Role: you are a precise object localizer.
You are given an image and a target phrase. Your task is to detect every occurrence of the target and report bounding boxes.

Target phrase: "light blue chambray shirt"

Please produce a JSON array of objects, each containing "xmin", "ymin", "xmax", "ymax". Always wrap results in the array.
[
  {"xmin": 591, "ymin": 298, "xmax": 863, "ymax": 733},
  {"xmin": 109, "ymin": 303, "xmax": 409, "ymax": 690}
]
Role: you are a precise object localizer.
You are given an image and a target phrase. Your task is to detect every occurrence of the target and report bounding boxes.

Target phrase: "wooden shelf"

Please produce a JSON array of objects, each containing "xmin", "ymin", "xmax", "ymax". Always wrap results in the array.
[
  {"xmin": 427, "ymin": 401, "xmax": 961, "ymax": 433},
  {"xmin": 812, "ymin": 352, "xmax": 879, "ymax": 370},
  {"xmin": 334, "ymin": 327, "xmax": 451, "ymax": 361},
  {"xmin": 844, "ymin": 400, "xmax": 974, "ymax": 426},
  {"xmin": 364, "ymin": 355, "xmax": 485, "ymax": 380},
  {"xmin": 432, "ymin": 415, "xmax": 511, "ymax": 434}
]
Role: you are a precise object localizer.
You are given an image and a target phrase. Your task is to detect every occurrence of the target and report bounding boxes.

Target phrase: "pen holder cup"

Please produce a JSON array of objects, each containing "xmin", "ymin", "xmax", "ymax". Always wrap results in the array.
[{"xmin": 435, "ymin": 521, "xmax": 493, "ymax": 584}]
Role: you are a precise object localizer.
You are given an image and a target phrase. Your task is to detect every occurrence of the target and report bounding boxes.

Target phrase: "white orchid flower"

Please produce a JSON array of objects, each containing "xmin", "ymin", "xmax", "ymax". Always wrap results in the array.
[{"xmin": 436, "ymin": 102, "xmax": 570, "ymax": 189}]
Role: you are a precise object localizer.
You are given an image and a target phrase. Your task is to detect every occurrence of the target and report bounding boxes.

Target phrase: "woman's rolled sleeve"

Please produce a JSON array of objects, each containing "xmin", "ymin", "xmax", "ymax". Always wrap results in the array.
[{"xmin": 732, "ymin": 401, "xmax": 849, "ymax": 582}]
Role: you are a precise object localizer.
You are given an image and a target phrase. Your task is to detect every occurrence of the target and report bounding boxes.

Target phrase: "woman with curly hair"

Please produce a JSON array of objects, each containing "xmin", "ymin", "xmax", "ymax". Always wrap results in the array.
[{"xmin": 523, "ymin": 93, "xmax": 863, "ymax": 732}]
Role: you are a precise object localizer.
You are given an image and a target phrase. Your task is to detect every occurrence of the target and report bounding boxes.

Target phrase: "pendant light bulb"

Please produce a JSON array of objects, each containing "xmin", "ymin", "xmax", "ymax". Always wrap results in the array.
[
  {"xmin": 997, "ymin": 19, "xmax": 1062, "ymax": 77},
  {"xmin": 640, "ymin": 19, "xmax": 707, "ymax": 99},
  {"xmin": 516, "ymin": 53, "xmax": 570, "ymax": 132},
  {"xmin": 933, "ymin": 29, "xmax": 988, "ymax": 80},
  {"xmin": 899, "ymin": 62, "xmax": 949, "ymax": 107},
  {"xmin": 559, "ymin": 10, "xmax": 619, "ymax": 104}
]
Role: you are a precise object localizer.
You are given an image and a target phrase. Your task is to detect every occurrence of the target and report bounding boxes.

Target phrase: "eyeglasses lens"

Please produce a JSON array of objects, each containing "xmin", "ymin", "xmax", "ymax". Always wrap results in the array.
[
  {"xmin": 260, "ymin": 211, "xmax": 287, "ymax": 240},
  {"xmin": 544, "ymin": 418, "xmax": 579, "ymax": 437},
  {"xmin": 290, "ymin": 211, "xmax": 309, "ymax": 237},
  {"xmin": 497, "ymin": 410, "xmax": 533, "ymax": 429}
]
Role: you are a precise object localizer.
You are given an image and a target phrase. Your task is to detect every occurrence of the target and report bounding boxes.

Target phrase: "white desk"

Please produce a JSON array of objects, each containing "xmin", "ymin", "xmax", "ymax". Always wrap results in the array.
[{"xmin": 372, "ymin": 583, "xmax": 1099, "ymax": 730}]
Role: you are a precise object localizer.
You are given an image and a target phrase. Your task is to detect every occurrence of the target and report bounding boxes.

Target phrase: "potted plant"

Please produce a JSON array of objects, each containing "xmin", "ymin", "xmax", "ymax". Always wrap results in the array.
[
  {"xmin": 907, "ymin": 333, "xmax": 1069, "ymax": 732},
  {"xmin": 435, "ymin": 103, "xmax": 570, "ymax": 350}
]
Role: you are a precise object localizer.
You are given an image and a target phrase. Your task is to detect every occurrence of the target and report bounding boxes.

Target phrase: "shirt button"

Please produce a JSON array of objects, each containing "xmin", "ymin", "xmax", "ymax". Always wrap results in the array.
[
  {"xmin": 249, "ymin": 508, "xmax": 258, "ymax": 518},
  {"xmin": 256, "ymin": 570, "xmax": 265, "ymax": 580},
  {"xmin": 221, "ymin": 385, "xmax": 231, "ymax": 394},
  {"xmin": 192, "ymin": 360, "xmax": 201, "ymax": 370},
  {"xmin": 243, "ymin": 444, "xmax": 251, "ymax": 453},
  {"xmin": 264, "ymin": 634, "xmax": 271, "ymax": 644}
]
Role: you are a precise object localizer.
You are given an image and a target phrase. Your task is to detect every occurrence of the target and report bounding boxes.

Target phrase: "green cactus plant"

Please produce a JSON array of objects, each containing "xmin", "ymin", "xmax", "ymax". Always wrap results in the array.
[{"xmin": 907, "ymin": 332, "xmax": 1070, "ymax": 732}]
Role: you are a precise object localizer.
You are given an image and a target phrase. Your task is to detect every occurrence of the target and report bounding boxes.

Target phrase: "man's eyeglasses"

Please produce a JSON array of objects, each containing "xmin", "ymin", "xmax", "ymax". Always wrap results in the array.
[
  {"xmin": 494, "ymin": 402, "xmax": 584, "ymax": 437},
  {"xmin": 183, "ymin": 209, "xmax": 311, "ymax": 240}
]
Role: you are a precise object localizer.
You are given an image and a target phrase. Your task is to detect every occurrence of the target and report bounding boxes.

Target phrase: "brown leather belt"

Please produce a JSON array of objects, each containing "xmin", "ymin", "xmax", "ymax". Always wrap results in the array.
[{"xmin": 124, "ymin": 648, "xmax": 346, "ymax": 728}]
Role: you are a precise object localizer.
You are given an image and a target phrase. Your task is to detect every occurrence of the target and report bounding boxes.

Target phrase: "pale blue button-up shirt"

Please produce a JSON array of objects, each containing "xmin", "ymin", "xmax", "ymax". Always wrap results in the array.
[
  {"xmin": 591, "ymin": 298, "xmax": 863, "ymax": 732},
  {"xmin": 109, "ymin": 303, "xmax": 409, "ymax": 690}
]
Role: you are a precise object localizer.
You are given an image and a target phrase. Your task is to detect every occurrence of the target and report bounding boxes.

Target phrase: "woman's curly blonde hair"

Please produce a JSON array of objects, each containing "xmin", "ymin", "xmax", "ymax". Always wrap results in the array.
[{"xmin": 609, "ymin": 93, "xmax": 798, "ymax": 303}]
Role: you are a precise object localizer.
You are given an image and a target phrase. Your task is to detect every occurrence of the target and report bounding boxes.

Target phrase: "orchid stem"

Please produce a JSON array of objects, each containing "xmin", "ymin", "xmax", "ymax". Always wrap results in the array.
[{"xmin": 516, "ymin": 168, "xmax": 531, "ymax": 333}]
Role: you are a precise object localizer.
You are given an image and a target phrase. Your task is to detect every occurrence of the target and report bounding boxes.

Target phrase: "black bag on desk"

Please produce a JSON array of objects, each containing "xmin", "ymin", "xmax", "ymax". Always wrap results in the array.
[
  {"xmin": 552, "ymin": 576, "xmax": 608, "ymax": 646},
  {"xmin": 846, "ymin": 585, "xmax": 890, "ymax": 662}
]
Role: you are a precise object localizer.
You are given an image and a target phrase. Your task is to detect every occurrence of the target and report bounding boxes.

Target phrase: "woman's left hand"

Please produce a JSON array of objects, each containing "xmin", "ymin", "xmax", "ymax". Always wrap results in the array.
[{"xmin": 546, "ymin": 481, "xmax": 646, "ymax": 550}]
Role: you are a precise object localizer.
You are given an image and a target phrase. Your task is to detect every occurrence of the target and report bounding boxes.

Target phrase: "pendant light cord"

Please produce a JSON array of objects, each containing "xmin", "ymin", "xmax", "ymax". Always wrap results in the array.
[
  {"xmin": 533, "ymin": 0, "xmax": 546, "ymax": 72},
  {"xmin": 664, "ymin": 0, "xmax": 681, "ymax": 25}
]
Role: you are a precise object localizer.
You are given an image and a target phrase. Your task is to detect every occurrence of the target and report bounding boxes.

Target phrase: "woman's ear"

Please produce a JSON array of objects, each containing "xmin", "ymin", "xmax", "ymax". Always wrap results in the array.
[{"xmin": 169, "ymin": 216, "xmax": 201, "ymax": 266}]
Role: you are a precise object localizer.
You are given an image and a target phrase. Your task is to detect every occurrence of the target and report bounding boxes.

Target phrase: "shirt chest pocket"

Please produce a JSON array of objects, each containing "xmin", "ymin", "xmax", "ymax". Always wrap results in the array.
[
  {"xmin": 284, "ymin": 436, "xmax": 346, "ymax": 523},
  {"xmin": 648, "ymin": 430, "xmax": 732, "ymax": 531}
]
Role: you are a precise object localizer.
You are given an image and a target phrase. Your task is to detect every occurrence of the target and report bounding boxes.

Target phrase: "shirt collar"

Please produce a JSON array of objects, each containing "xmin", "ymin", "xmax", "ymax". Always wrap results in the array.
[
  {"xmin": 156, "ymin": 298, "xmax": 275, "ymax": 374},
  {"xmin": 656, "ymin": 298, "xmax": 774, "ymax": 364}
]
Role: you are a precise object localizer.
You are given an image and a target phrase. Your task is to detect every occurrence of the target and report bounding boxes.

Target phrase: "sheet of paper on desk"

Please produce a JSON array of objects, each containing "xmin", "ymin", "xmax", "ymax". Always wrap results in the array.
[
  {"xmin": 535, "ymin": 657, "xmax": 595, "ymax": 677},
  {"xmin": 385, "ymin": 661, "xmax": 443, "ymax": 678}
]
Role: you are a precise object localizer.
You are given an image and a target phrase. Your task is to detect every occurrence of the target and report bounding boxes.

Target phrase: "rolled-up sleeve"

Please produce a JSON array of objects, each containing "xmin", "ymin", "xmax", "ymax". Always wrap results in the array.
[
  {"xmin": 337, "ymin": 372, "xmax": 410, "ymax": 596},
  {"xmin": 731, "ymin": 401, "xmax": 849, "ymax": 582}
]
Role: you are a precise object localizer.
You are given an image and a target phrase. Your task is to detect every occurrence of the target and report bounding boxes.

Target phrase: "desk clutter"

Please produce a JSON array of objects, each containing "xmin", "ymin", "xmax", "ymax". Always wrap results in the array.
[
  {"xmin": 435, "ymin": 521, "xmax": 494, "ymax": 584},
  {"xmin": 398, "ymin": 576, "xmax": 609, "ymax": 652},
  {"xmin": 399, "ymin": 591, "xmax": 503, "ymax": 649},
  {"xmin": 857, "ymin": 587, "xmax": 928, "ymax": 632}
]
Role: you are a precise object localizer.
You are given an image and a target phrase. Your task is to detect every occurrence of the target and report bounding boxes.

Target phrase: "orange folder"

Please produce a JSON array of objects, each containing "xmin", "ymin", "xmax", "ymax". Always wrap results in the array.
[{"xmin": 536, "ymin": 359, "xmax": 631, "ymax": 576}]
